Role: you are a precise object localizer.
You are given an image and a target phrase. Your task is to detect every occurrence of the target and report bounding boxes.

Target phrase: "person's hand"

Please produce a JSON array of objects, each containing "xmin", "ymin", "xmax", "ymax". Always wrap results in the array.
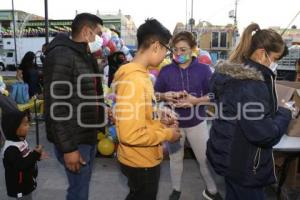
[
  {"xmin": 159, "ymin": 107, "xmax": 178, "ymax": 127},
  {"xmin": 39, "ymin": 150, "xmax": 49, "ymax": 160},
  {"xmin": 34, "ymin": 145, "xmax": 49, "ymax": 160},
  {"xmin": 157, "ymin": 91, "xmax": 187, "ymax": 103},
  {"xmin": 34, "ymin": 145, "xmax": 43, "ymax": 154},
  {"xmin": 63, "ymin": 150, "xmax": 86, "ymax": 173},
  {"xmin": 169, "ymin": 128, "xmax": 181, "ymax": 143},
  {"xmin": 282, "ymin": 100, "xmax": 299, "ymax": 119},
  {"xmin": 172, "ymin": 93, "xmax": 198, "ymax": 108}
]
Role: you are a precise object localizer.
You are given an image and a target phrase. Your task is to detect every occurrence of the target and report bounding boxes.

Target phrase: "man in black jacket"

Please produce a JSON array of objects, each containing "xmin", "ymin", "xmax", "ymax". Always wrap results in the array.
[{"xmin": 44, "ymin": 13, "xmax": 104, "ymax": 200}]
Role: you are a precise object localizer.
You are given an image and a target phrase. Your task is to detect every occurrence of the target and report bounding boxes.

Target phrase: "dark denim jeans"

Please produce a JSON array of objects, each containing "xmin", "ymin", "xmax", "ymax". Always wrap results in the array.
[
  {"xmin": 54, "ymin": 144, "xmax": 96, "ymax": 200},
  {"xmin": 120, "ymin": 163, "xmax": 161, "ymax": 200}
]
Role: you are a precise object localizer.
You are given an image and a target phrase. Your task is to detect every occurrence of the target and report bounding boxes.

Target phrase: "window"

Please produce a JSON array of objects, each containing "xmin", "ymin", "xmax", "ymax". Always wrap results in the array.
[
  {"xmin": 212, "ymin": 32, "xmax": 219, "ymax": 48},
  {"xmin": 220, "ymin": 32, "xmax": 227, "ymax": 47},
  {"xmin": 211, "ymin": 32, "xmax": 227, "ymax": 48},
  {"xmin": 7, "ymin": 52, "xmax": 13, "ymax": 57}
]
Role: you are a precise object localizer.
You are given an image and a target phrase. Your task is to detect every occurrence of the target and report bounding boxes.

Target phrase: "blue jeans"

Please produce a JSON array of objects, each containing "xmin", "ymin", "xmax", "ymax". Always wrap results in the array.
[
  {"xmin": 225, "ymin": 178, "xmax": 265, "ymax": 200},
  {"xmin": 54, "ymin": 144, "xmax": 96, "ymax": 200}
]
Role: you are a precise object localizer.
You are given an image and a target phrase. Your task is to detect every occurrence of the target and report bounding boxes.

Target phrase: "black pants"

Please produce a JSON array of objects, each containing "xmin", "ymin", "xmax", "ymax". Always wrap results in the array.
[{"xmin": 120, "ymin": 163, "xmax": 161, "ymax": 200}]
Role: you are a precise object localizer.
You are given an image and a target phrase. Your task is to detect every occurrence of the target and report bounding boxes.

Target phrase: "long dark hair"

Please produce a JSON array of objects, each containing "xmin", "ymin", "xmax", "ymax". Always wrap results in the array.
[{"xmin": 19, "ymin": 51, "xmax": 36, "ymax": 71}]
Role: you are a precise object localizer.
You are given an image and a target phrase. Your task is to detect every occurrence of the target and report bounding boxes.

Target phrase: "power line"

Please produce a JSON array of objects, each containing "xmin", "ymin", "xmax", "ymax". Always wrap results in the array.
[{"xmin": 281, "ymin": 10, "xmax": 300, "ymax": 36}]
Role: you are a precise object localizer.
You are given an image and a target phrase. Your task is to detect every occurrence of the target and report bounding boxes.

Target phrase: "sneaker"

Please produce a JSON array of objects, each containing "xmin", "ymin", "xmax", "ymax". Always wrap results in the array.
[
  {"xmin": 202, "ymin": 189, "xmax": 223, "ymax": 200},
  {"xmin": 169, "ymin": 190, "xmax": 181, "ymax": 200}
]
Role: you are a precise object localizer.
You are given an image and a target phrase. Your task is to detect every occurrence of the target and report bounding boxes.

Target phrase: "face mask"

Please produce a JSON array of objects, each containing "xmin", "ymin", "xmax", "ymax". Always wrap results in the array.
[
  {"xmin": 265, "ymin": 52, "xmax": 278, "ymax": 72},
  {"xmin": 88, "ymin": 35, "xmax": 103, "ymax": 53},
  {"xmin": 173, "ymin": 54, "xmax": 190, "ymax": 64},
  {"xmin": 269, "ymin": 62, "xmax": 278, "ymax": 72}
]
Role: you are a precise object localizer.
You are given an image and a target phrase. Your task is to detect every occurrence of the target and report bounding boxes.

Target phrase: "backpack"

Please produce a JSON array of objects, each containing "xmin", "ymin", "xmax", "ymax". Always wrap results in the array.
[{"xmin": 10, "ymin": 82, "xmax": 30, "ymax": 104}]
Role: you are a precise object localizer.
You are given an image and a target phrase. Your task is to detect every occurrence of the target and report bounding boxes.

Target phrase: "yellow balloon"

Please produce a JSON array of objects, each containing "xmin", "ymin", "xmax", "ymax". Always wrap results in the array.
[
  {"xmin": 98, "ymin": 138, "xmax": 115, "ymax": 156},
  {"xmin": 97, "ymin": 132, "xmax": 106, "ymax": 141}
]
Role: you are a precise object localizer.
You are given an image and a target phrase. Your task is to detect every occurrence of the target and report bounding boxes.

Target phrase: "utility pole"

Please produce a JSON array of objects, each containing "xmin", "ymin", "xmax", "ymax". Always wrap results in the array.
[
  {"xmin": 185, "ymin": 0, "xmax": 188, "ymax": 30},
  {"xmin": 229, "ymin": 0, "xmax": 238, "ymax": 47},
  {"xmin": 44, "ymin": 0, "xmax": 49, "ymax": 44},
  {"xmin": 190, "ymin": 0, "xmax": 194, "ymax": 32},
  {"xmin": 234, "ymin": 0, "xmax": 237, "ymax": 27},
  {"xmin": 188, "ymin": 0, "xmax": 195, "ymax": 35},
  {"xmin": 233, "ymin": 0, "xmax": 239, "ymax": 47},
  {"xmin": 11, "ymin": 0, "xmax": 18, "ymax": 67}
]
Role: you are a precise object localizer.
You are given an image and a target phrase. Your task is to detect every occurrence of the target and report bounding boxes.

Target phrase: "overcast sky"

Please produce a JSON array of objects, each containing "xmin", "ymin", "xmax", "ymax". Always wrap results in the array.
[{"xmin": 1, "ymin": 0, "xmax": 300, "ymax": 32}]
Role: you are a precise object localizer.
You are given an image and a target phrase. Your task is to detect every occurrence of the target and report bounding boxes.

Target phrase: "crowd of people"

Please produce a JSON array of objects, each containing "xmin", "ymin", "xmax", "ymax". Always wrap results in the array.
[{"xmin": 0, "ymin": 12, "xmax": 299, "ymax": 200}]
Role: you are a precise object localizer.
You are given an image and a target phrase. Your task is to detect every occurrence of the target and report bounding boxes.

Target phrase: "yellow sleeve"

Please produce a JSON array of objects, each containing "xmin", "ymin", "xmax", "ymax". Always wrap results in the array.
[{"xmin": 115, "ymin": 78, "xmax": 173, "ymax": 146}]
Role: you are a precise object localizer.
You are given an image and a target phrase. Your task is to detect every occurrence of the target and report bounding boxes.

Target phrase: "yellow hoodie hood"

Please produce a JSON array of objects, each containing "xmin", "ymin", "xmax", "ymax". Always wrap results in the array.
[{"xmin": 114, "ymin": 62, "xmax": 148, "ymax": 83}]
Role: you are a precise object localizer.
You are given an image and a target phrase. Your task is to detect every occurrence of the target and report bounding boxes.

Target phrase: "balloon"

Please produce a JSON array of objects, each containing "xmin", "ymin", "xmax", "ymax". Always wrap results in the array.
[
  {"xmin": 121, "ymin": 46, "xmax": 130, "ymax": 55},
  {"xmin": 108, "ymin": 126, "xmax": 118, "ymax": 140},
  {"xmin": 192, "ymin": 48, "xmax": 199, "ymax": 57},
  {"xmin": 107, "ymin": 40, "xmax": 117, "ymax": 54},
  {"xmin": 149, "ymin": 74, "xmax": 157, "ymax": 85},
  {"xmin": 199, "ymin": 49, "xmax": 211, "ymax": 57},
  {"xmin": 98, "ymin": 138, "xmax": 115, "ymax": 156},
  {"xmin": 97, "ymin": 132, "xmax": 106, "ymax": 141},
  {"xmin": 120, "ymin": 39, "xmax": 125, "ymax": 46},
  {"xmin": 101, "ymin": 29, "xmax": 111, "ymax": 46},
  {"xmin": 93, "ymin": 49, "xmax": 102, "ymax": 58},
  {"xmin": 102, "ymin": 36, "xmax": 109, "ymax": 46},
  {"xmin": 198, "ymin": 55, "xmax": 212, "ymax": 65},
  {"xmin": 158, "ymin": 58, "xmax": 171, "ymax": 70},
  {"xmin": 103, "ymin": 47, "xmax": 111, "ymax": 57},
  {"xmin": 106, "ymin": 93, "xmax": 116, "ymax": 102},
  {"xmin": 121, "ymin": 46, "xmax": 133, "ymax": 61},
  {"xmin": 111, "ymin": 35, "xmax": 122, "ymax": 50},
  {"xmin": 110, "ymin": 35, "xmax": 119, "ymax": 43},
  {"xmin": 149, "ymin": 69, "xmax": 159, "ymax": 77}
]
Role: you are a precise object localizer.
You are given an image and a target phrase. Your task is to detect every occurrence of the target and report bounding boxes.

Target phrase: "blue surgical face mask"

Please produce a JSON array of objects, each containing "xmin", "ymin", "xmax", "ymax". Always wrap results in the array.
[{"xmin": 173, "ymin": 54, "xmax": 190, "ymax": 64}]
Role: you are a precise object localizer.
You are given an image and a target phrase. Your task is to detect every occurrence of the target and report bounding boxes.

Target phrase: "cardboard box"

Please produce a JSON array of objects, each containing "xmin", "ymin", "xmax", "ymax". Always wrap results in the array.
[
  {"xmin": 285, "ymin": 158, "xmax": 300, "ymax": 187},
  {"xmin": 276, "ymin": 81, "xmax": 300, "ymax": 137},
  {"xmin": 274, "ymin": 152, "xmax": 300, "ymax": 188}
]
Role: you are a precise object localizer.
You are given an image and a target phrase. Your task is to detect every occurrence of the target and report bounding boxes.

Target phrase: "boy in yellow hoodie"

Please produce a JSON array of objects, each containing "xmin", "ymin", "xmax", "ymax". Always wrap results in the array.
[{"xmin": 114, "ymin": 19, "xmax": 181, "ymax": 200}]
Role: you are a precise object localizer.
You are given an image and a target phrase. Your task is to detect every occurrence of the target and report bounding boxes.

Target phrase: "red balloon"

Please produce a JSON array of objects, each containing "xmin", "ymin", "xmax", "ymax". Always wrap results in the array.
[
  {"xmin": 107, "ymin": 40, "xmax": 117, "ymax": 54},
  {"xmin": 93, "ymin": 49, "xmax": 103, "ymax": 58},
  {"xmin": 198, "ymin": 55, "xmax": 212, "ymax": 65}
]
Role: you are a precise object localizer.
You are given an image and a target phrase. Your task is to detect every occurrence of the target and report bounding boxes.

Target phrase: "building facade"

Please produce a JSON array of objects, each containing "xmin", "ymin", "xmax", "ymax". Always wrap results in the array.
[
  {"xmin": 0, "ymin": 10, "xmax": 137, "ymax": 49},
  {"xmin": 97, "ymin": 10, "xmax": 137, "ymax": 48},
  {"xmin": 173, "ymin": 21, "xmax": 237, "ymax": 63}
]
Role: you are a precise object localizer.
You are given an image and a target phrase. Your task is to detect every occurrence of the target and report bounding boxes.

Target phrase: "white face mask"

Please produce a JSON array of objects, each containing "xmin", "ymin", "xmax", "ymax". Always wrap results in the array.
[
  {"xmin": 88, "ymin": 35, "xmax": 103, "ymax": 53},
  {"xmin": 269, "ymin": 62, "xmax": 278, "ymax": 72},
  {"xmin": 266, "ymin": 52, "xmax": 278, "ymax": 72}
]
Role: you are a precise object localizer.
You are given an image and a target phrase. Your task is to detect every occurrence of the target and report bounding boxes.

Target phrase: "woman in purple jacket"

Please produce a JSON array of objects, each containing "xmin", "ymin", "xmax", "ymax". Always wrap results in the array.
[{"xmin": 155, "ymin": 31, "xmax": 222, "ymax": 200}]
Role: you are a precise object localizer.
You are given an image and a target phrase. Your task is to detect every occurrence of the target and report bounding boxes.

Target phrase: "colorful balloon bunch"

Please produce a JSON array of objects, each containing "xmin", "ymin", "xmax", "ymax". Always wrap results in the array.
[{"xmin": 93, "ymin": 27, "xmax": 132, "ymax": 61}]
